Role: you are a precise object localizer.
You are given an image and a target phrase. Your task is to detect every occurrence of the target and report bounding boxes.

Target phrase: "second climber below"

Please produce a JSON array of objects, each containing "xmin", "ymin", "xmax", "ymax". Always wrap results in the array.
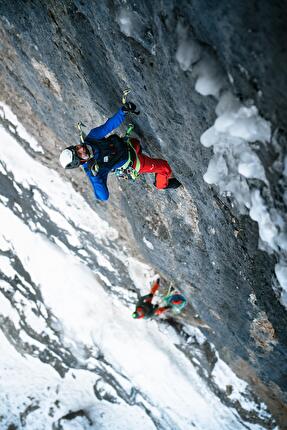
[
  {"xmin": 132, "ymin": 279, "xmax": 171, "ymax": 319},
  {"xmin": 59, "ymin": 102, "xmax": 182, "ymax": 201}
]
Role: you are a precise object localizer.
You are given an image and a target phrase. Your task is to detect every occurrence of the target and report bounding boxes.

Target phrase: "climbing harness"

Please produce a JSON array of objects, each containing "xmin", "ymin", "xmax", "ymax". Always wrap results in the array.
[{"xmin": 114, "ymin": 123, "xmax": 141, "ymax": 181}]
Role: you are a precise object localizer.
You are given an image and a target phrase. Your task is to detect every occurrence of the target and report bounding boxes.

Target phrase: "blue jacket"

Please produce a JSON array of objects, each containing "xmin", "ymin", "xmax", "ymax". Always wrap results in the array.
[{"xmin": 82, "ymin": 108, "xmax": 127, "ymax": 201}]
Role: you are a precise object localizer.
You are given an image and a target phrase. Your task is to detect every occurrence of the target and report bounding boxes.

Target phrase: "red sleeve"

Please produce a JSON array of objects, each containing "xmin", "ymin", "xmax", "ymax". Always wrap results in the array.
[{"xmin": 150, "ymin": 279, "xmax": 160, "ymax": 295}]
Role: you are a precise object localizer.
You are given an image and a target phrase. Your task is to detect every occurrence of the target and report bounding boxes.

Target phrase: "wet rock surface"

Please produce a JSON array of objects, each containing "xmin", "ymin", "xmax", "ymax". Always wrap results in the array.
[{"xmin": 0, "ymin": 0, "xmax": 287, "ymax": 427}]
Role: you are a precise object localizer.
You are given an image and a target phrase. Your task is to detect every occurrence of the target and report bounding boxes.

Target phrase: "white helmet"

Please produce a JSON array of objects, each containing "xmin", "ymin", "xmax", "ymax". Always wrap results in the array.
[{"xmin": 59, "ymin": 146, "xmax": 81, "ymax": 169}]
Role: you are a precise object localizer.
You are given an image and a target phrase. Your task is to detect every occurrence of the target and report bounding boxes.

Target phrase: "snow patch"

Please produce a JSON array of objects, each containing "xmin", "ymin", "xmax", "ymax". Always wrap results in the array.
[
  {"xmin": 249, "ymin": 190, "xmax": 278, "ymax": 247},
  {"xmin": 275, "ymin": 263, "xmax": 287, "ymax": 306},
  {"xmin": 0, "ymin": 102, "xmax": 44, "ymax": 153},
  {"xmin": 94, "ymin": 249, "xmax": 115, "ymax": 272},
  {"xmin": 214, "ymin": 104, "xmax": 271, "ymax": 143},
  {"xmin": 143, "ymin": 236, "xmax": 154, "ymax": 250},
  {"xmin": 127, "ymin": 257, "xmax": 154, "ymax": 293},
  {"xmin": 194, "ymin": 54, "xmax": 226, "ymax": 97},
  {"xmin": 176, "ymin": 39, "xmax": 201, "ymax": 72},
  {"xmin": 238, "ymin": 151, "xmax": 267, "ymax": 183},
  {"xmin": 117, "ymin": 9, "xmax": 133, "ymax": 37},
  {"xmin": 175, "ymin": 23, "xmax": 202, "ymax": 72},
  {"xmin": 0, "ymin": 123, "xmax": 119, "ymax": 244},
  {"xmin": 0, "ymin": 107, "xmax": 272, "ymax": 429},
  {"xmin": 0, "ymin": 255, "xmax": 18, "ymax": 278},
  {"xmin": 212, "ymin": 357, "xmax": 270, "ymax": 419}
]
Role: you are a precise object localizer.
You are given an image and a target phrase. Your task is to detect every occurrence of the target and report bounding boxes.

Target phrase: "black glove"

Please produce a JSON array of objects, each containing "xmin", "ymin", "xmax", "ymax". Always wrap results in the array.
[{"xmin": 122, "ymin": 102, "xmax": 140, "ymax": 115}]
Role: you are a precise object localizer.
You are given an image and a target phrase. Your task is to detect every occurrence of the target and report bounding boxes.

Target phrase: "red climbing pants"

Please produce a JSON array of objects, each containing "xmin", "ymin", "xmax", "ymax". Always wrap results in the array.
[{"xmin": 130, "ymin": 138, "xmax": 172, "ymax": 189}]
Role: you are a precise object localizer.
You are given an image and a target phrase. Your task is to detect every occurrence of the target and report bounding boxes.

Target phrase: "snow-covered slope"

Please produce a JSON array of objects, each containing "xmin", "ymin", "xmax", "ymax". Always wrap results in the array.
[{"xmin": 0, "ymin": 108, "xmax": 275, "ymax": 429}]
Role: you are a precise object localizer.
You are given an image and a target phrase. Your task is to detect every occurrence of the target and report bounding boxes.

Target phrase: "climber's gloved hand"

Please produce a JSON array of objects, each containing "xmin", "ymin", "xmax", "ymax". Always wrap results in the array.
[{"xmin": 122, "ymin": 102, "xmax": 140, "ymax": 115}]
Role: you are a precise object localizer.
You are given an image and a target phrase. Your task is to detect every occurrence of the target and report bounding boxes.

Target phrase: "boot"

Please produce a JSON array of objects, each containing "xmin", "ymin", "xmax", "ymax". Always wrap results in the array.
[{"xmin": 166, "ymin": 178, "xmax": 182, "ymax": 189}]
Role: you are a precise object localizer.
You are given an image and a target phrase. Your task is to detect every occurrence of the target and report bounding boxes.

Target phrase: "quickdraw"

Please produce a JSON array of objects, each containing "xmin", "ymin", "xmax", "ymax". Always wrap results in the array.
[{"xmin": 114, "ymin": 143, "xmax": 140, "ymax": 180}]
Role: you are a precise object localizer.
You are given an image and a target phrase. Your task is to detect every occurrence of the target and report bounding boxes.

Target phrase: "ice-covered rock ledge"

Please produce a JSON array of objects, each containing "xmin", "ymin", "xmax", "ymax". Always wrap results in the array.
[{"xmin": 176, "ymin": 36, "xmax": 287, "ymax": 307}]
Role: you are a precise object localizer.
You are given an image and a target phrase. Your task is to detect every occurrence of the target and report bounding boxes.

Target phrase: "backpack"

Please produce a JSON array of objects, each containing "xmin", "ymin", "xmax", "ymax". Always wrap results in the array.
[{"xmin": 84, "ymin": 134, "xmax": 129, "ymax": 170}]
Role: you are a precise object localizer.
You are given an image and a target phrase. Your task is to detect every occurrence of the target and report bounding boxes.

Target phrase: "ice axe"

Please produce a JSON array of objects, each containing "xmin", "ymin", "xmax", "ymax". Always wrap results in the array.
[
  {"xmin": 76, "ymin": 121, "xmax": 87, "ymax": 143},
  {"xmin": 122, "ymin": 89, "xmax": 140, "ymax": 115},
  {"xmin": 122, "ymin": 88, "xmax": 131, "ymax": 104}
]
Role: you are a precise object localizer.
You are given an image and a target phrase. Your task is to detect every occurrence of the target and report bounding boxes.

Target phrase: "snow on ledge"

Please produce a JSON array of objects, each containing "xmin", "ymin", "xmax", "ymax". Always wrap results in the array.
[{"xmin": 0, "ymin": 102, "xmax": 44, "ymax": 153}]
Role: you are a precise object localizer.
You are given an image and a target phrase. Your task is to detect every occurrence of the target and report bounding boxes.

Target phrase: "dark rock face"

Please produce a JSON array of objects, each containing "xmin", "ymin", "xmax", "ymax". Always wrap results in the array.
[{"xmin": 0, "ymin": 0, "xmax": 286, "ymax": 426}]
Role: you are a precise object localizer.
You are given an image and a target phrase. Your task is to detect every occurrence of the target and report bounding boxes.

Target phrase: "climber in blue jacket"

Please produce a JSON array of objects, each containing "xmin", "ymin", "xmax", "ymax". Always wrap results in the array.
[{"xmin": 59, "ymin": 103, "xmax": 181, "ymax": 201}]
